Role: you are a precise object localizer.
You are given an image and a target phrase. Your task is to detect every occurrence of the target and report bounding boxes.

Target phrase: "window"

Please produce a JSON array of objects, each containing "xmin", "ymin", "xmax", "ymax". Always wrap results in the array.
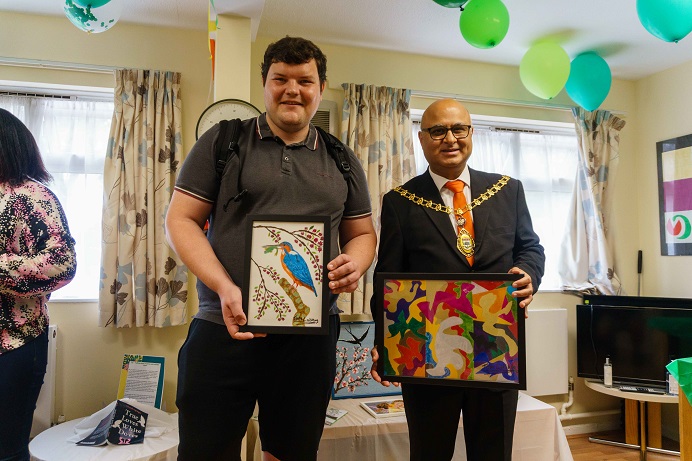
[
  {"xmin": 412, "ymin": 110, "xmax": 578, "ymax": 290},
  {"xmin": 0, "ymin": 89, "xmax": 113, "ymax": 300}
]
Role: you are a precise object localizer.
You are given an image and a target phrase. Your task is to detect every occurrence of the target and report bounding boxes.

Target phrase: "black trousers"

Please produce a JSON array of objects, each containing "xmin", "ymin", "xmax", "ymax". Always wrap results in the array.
[
  {"xmin": 402, "ymin": 384, "xmax": 518, "ymax": 461},
  {"xmin": 176, "ymin": 316, "xmax": 339, "ymax": 461},
  {"xmin": 0, "ymin": 330, "xmax": 48, "ymax": 461}
]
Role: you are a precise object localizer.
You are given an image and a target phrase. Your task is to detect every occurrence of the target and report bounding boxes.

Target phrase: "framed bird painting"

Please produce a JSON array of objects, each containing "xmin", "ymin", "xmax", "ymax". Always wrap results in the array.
[
  {"xmin": 333, "ymin": 321, "xmax": 402, "ymax": 399},
  {"xmin": 374, "ymin": 272, "xmax": 526, "ymax": 390},
  {"xmin": 241, "ymin": 215, "xmax": 331, "ymax": 335}
]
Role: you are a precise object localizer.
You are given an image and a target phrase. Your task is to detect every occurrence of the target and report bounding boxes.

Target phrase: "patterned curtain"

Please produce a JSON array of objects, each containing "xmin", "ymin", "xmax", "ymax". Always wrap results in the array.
[
  {"xmin": 99, "ymin": 70, "xmax": 188, "ymax": 327},
  {"xmin": 559, "ymin": 108, "xmax": 626, "ymax": 295},
  {"xmin": 339, "ymin": 84, "xmax": 416, "ymax": 316}
]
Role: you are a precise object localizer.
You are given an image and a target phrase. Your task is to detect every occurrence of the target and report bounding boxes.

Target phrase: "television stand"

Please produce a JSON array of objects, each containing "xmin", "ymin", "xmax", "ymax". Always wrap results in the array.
[{"xmin": 584, "ymin": 380, "xmax": 679, "ymax": 460}]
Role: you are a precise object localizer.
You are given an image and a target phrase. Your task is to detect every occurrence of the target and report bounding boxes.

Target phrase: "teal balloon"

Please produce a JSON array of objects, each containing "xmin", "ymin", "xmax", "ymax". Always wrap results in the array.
[
  {"xmin": 566, "ymin": 53, "xmax": 611, "ymax": 111},
  {"xmin": 637, "ymin": 0, "xmax": 692, "ymax": 42},
  {"xmin": 433, "ymin": 0, "xmax": 468, "ymax": 7},
  {"xmin": 459, "ymin": 0, "xmax": 510, "ymax": 49},
  {"xmin": 64, "ymin": 0, "xmax": 122, "ymax": 33},
  {"xmin": 519, "ymin": 42, "xmax": 570, "ymax": 100},
  {"xmin": 72, "ymin": 0, "xmax": 111, "ymax": 7}
]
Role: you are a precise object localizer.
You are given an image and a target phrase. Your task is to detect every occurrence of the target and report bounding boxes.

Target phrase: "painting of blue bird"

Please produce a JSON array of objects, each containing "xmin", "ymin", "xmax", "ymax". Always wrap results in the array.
[{"xmin": 277, "ymin": 241, "xmax": 318, "ymax": 296}]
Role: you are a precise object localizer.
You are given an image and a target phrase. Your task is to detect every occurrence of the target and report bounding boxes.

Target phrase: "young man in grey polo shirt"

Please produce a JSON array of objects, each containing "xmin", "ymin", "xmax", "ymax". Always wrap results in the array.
[{"xmin": 166, "ymin": 36, "xmax": 376, "ymax": 461}]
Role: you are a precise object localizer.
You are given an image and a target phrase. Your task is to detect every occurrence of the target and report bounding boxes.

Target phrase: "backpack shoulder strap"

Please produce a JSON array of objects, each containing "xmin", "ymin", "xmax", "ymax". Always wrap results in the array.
[
  {"xmin": 315, "ymin": 126, "xmax": 351, "ymax": 181},
  {"xmin": 215, "ymin": 118, "xmax": 242, "ymax": 178}
]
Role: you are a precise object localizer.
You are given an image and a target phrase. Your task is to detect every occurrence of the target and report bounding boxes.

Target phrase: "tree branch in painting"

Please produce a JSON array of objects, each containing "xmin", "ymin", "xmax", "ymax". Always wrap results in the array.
[
  {"xmin": 334, "ymin": 344, "xmax": 371, "ymax": 394},
  {"xmin": 250, "ymin": 259, "xmax": 290, "ymax": 320},
  {"xmin": 278, "ymin": 278, "xmax": 310, "ymax": 326}
]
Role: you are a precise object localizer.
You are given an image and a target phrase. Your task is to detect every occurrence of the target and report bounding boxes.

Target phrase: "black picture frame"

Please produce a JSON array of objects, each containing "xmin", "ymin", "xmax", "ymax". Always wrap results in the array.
[
  {"xmin": 375, "ymin": 272, "xmax": 526, "ymax": 390},
  {"xmin": 656, "ymin": 135, "xmax": 692, "ymax": 256},
  {"xmin": 240, "ymin": 215, "xmax": 331, "ymax": 335}
]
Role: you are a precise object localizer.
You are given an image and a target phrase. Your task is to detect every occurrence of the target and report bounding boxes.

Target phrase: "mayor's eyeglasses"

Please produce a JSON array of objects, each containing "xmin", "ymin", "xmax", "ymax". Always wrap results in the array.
[{"xmin": 421, "ymin": 124, "xmax": 472, "ymax": 140}]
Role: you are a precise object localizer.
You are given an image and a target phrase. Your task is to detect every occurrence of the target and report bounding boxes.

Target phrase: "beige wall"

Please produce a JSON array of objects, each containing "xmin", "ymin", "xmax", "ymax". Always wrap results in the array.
[
  {"xmin": 0, "ymin": 11, "xmax": 212, "ymax": 157},
  {"xmin": 635, "ymin": 61, "xmax": 692, "ymax": 298},
  {"xmin": 4, "ymin": 10, "xmax": 688, "ymax": 433}
]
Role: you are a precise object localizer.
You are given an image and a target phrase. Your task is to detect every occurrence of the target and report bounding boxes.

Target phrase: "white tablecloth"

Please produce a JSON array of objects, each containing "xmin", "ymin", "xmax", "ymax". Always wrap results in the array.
[
  {"xmin": 29, "ymin": 416, "xmax": 178, "ymax": 461},
  {"xmin": 247, "ymin": 392, "xmax": 573, "ymax": 461}
]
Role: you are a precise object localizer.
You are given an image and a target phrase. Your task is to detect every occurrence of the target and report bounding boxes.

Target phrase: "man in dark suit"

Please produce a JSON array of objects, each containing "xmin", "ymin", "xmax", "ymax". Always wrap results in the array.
[{"xmin": 371, "ymin": 98, "xmax": 545, "ymax": 461}]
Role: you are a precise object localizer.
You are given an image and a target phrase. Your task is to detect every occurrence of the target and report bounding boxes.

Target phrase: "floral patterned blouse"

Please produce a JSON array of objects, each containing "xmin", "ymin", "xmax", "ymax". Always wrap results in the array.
[{"xmin": 0, "ymin": 180, "xmax": 76, "ymax": 355}]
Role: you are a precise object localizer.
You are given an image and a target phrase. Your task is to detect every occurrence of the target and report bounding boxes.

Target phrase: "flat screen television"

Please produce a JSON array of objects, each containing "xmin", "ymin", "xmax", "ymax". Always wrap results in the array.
[{"xmin": 576, "ymin": 295, "xmax": 692, "ymax": 389}]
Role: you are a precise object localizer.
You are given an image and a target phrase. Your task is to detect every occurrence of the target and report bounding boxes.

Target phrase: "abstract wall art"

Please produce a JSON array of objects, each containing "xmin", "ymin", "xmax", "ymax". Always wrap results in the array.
[{"xmin": 656, "ymin": 135, "xmax": 692, "ymax": 256}]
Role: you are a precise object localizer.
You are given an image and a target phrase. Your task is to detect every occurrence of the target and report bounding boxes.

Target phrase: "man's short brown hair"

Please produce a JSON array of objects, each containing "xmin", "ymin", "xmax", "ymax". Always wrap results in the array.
[{"xmin": 261, "ymin": 36, "xmax": 327, "ymax": 85}]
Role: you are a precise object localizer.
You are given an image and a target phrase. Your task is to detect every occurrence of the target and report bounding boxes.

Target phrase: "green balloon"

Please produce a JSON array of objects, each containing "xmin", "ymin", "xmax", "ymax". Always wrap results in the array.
[
  {"xmin": 519, "ymin": 42, "xmax": 570, "ymax": 100},
  {"xmin": 637, "ymin": 0, "xmax": 692, "ymax": 43},
  {"xmin": 566, "ymin": 53, "xmax": 611, "ymax": 111},
  {"xmin": 72, "ymin": 0, "xmax": 112, "ymax": 7},
  {"xmin": 433, "ymin": 0, "xmax": 468, "ymax": 7},
  {"xmin": 459, "ymin": 0, "xmax": 510, "ymax": 49}
]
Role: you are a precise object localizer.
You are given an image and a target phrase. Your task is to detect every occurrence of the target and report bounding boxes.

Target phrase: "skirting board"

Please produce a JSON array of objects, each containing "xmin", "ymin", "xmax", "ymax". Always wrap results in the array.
[{"xmin": 561, "ymin": 418, "xmax": 620, "ymax": 436}]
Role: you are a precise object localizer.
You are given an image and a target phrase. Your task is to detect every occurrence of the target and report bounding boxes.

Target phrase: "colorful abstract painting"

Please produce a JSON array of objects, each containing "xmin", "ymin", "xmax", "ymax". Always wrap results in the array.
[
  {"xmin": 241, "ymin": 215, "xmax": 330, "ymax": 335},
  {"xmin": 375, "ymin": 273, "xmax": 526, "ymax": 390},
  {"xmin": 657, "ymin": 135, "xmax": 692, "ymax": 256},
  {"xmin": 333, "ymin": 322, "xmax": 402, "ymax": 399}
]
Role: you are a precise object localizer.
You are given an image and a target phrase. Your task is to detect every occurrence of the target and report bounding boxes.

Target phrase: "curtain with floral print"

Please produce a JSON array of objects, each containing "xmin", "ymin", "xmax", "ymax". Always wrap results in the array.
[
  {"xmin": 99, "ymin": 69, "xmax": 188, "ymax": 327},
  {"xmin": 559, "ymin": 108, "xmax": 626, "ymax": 295},
  {"xmin": 338, "ymin": 84, "xmax": 416, "ymax": 316}
]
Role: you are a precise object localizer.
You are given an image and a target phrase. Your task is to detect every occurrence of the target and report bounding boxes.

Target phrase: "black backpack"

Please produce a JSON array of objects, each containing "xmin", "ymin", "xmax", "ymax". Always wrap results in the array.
[{"xmin": 214, "ymin": 118, "xmax": 352, "ymax": 181}]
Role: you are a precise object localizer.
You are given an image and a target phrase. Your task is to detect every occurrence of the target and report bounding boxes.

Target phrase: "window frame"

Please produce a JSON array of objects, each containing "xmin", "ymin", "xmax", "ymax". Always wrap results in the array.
[
  {"xmin": 0, "ymin": 81, "xmax": 114, "ymax": 302},
  {"xmin": 411, "ymin": 108, "xmax": 578, "ymax": 292}
]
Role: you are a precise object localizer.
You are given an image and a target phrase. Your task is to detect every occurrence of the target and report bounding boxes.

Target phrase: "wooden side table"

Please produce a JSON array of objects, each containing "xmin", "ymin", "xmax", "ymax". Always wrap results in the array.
[
  {"xmin": 584, "ymin": 380, "xmax": 678, "ymax": 461},
  {"xmin": 681, "ymin": 391, "xmax": 691, "ymax": 461}
]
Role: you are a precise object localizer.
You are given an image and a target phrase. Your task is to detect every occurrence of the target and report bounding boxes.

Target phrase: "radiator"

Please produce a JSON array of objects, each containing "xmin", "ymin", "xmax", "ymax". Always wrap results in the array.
[
  {"xmin": 30, "ymin": 324, "xmax": 57, "ymax": 438},
  {"xmin": 525, "ymin": 309, "xmax": 568, "ymax": 396}
]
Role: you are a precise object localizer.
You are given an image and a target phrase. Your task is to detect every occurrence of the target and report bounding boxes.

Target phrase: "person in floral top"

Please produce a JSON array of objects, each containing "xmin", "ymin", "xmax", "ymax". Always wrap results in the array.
[{"xmin": 0, "ymin": 108, "xmax": 76, "ymax": 461}]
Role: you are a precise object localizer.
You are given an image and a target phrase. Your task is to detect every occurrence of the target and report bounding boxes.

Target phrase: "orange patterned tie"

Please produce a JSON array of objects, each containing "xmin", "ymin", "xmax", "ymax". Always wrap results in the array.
[{"xmin": 445, "ymin": 180, "xmax": 475, "ymax": 265}]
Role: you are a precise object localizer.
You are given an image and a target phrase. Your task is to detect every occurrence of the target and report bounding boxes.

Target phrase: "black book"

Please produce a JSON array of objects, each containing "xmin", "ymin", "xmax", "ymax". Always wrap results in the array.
[{"xmin": 76, "ymin": 400, "xmax": 148, "ymax": 446}]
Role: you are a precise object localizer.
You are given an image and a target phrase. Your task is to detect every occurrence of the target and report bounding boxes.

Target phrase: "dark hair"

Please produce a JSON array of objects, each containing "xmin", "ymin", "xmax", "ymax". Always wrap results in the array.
[
  {"xmin": 0, "ymin": 108, "xmax": 52, "ymax": 186},
  {"xmin": 261, "ymin": 36, "xmax": 327, "ymax": 85}
]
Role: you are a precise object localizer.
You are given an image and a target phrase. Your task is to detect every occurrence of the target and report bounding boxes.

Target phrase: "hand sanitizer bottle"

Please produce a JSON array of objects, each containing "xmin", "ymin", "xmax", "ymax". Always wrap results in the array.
[
  {"xmin": 604, "ymin": 356, "xmax": 613, "ymax": 387},
  {"xmin": 667, "ymin": 356, "xmax": 679, "ymax": 396}
]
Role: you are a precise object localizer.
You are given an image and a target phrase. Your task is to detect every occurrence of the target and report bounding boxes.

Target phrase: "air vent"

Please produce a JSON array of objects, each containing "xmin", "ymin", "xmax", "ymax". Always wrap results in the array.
[
  {"xmin": 492, "ymin": 126, "xmax": 540, "ymax": 134},
  {"xmin": 312, "ymin": 100, "xmax": 338, "ymax": 135},
  {"xmin": 312, "ymin": 109, "xmax": 331, "ymax": 133},
  {"xmin": 0, "ymin": 91, "xmax": 71, "ymax": 100}
]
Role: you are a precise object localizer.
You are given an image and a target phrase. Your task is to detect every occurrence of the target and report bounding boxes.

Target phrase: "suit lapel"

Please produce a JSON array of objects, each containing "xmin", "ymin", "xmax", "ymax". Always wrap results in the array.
[
  {"xmin": 469, "ymin": 168, "xmax": 492, "ymax": 257},
  {"xmin": 414, "ymin": 173, "xmax": 469, "ymax": 266}
]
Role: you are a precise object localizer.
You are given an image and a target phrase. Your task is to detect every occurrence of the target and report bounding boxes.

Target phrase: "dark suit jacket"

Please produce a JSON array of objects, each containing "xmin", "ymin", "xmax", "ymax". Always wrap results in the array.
[{"xmin": 372, "ymin": 168, "xmax": 545, "ymax": 345}]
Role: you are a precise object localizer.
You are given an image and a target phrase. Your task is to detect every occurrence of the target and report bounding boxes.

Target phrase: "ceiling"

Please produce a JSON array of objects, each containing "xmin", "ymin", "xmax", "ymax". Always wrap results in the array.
[{"xmin": 2, "ymin": 0, "xmax": 692, "ymax": 80}]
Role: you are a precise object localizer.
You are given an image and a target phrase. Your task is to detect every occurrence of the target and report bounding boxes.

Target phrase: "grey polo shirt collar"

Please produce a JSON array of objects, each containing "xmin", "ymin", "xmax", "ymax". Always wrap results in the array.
[{"xmin": 256, "ymin": 112, "xmax": 319, "ymax": 150}]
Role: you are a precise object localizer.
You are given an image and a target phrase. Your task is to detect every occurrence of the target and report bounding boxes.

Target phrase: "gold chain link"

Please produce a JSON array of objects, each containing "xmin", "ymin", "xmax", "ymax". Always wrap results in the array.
[{"xmin": 393, "ymin": 175, "xmax": 510, "ymax": 216}]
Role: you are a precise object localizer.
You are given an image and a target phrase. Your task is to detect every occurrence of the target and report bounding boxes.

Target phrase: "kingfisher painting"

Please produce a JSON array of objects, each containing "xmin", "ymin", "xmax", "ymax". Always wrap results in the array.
[{"xmin": 264, "ymin": 241, "xmax": 318, "ymax": 296}]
